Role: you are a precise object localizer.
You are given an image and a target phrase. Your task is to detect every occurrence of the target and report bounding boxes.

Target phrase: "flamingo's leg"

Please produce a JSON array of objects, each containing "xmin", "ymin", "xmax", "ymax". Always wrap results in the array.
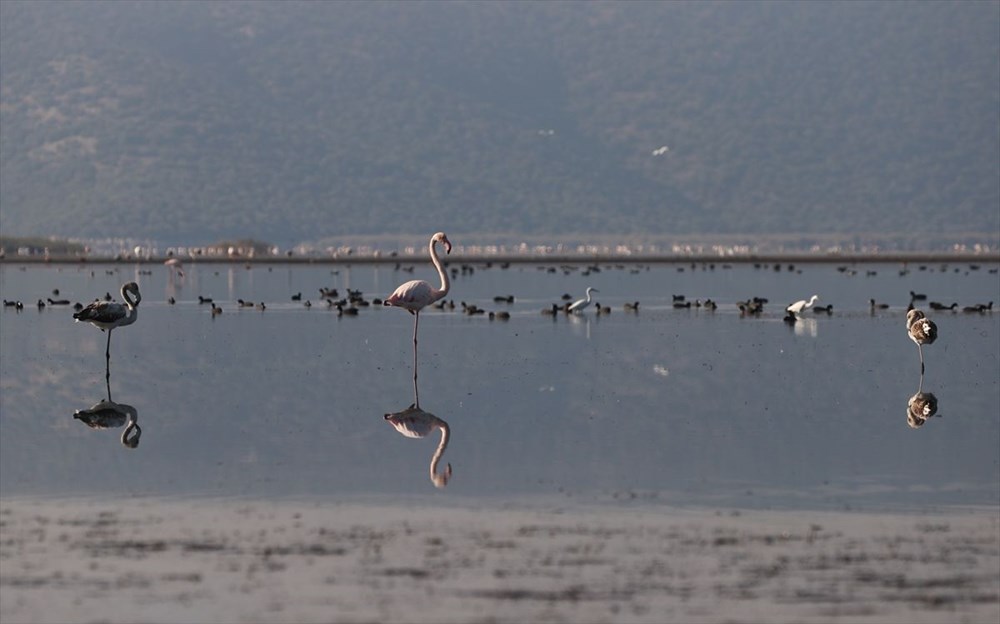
[
  {"xmin": 105, "ymin": 330, "xmax": 112, "ymax": 385},
  {"xmin": 412, "ymin": 312, "xmax": 420, "ymax": 384}
]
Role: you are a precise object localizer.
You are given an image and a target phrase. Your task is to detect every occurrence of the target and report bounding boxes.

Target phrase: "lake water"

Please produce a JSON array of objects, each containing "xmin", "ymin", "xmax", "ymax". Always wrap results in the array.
[{"xmin": 1, "ymin": 259, "xmax": 998, "ymax": 510}]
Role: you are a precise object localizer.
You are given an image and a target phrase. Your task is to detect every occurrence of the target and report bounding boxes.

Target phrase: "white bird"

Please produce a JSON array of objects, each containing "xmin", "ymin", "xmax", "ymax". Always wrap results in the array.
[
  {"xmin": 906, "ymin": 309, "xmax": 938, "ymax": 374},
  {"xmin": 73, "ymin": 282, "xmax": 141, "ymax": 383},
  {"xmin": 568, "ymin": 287, "xmax": 598, "ymax": 313},
  {"xmin": 384, "ymin": 233, "xmax": 452, "ymax": 379},
  {"xmin": 384, "ymin": 403, "xmax": 451, "ymax": 488},
  {"xmin": 786, "ymin": 294, "xmax": 819, "ymax": 315}
]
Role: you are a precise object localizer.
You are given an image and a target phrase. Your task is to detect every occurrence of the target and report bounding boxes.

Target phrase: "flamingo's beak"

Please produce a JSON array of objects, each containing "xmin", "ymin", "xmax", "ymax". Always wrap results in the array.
[{"xmin": 444, "ymin": 240, "xmax": 452, "ymax": 255}]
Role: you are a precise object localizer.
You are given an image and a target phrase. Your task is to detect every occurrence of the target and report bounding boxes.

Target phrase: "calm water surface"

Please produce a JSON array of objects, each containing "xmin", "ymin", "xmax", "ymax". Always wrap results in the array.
[{"xmin": 1, "ymin": 260, "xmax": 998, "ymax": 510}]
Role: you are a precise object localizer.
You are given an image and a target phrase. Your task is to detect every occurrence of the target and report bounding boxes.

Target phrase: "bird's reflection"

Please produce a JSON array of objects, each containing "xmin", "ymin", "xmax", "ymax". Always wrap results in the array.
[
  {"xmin": 383, "ymin": 374, "xmax": 452, "ymax": 488},
  {"xmin": 74, "ymin": 398, "xmax": 142, "ymax": 448},
  {"xmin": 785, "ymin": 316, "xmax": 818, "ymax": 337},
  {"xmin": 907, "ymin": 373, "xmax": 941, "ymax": 429}
]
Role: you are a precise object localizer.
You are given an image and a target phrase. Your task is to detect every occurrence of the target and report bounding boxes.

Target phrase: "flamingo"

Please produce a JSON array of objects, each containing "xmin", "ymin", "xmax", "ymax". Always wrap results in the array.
[
  {"xmin": 786, "ymin": 294, "xmax": 819, "ymax": 316},
  {"xmin": 73, "ymin": 282, "xmax": 141, "ymax": 384},
  {"xmin": 568, "ymin": 287, "xmax": 598, "ymax": 313},
  {"xmin": 906, "ymin": 308, "xmax": 937, "ymax": 374},
  {"xmin": 164, "ymin": 257, "xmax": 184, "ymax": 277},
  {"xmin": 384, "ymin": 403, "xmax": 452, "ymax": 488},
  {"xmin": 384, "ymin": 232, "xmax": 452, "ymax": 378}
]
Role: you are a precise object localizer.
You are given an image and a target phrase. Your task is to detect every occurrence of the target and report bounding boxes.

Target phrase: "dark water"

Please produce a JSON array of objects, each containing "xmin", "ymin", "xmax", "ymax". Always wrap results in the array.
[{"xmin": 1, "ymin": 260, "xmax": 998, "ymax": 510}]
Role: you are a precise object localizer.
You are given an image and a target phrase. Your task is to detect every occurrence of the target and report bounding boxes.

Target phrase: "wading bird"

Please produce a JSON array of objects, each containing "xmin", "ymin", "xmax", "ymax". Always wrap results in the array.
[
  {"xmin": 786, "ymin": 294, "xmax": 819, "ymax": 316},
  {"xmin": 906, "ymin": 309, "xmax": 937, "ymax": 374},
  {"xmin": 73, "ymin": 282, "xmax": 141, "ymax": 383},
  {"xmin": 384, "ymin": 232, "xmax": 452, "ymax": 377},
  {"xmin": 568, "ymin": 287, "xmax": 598, "ymax": 314}
]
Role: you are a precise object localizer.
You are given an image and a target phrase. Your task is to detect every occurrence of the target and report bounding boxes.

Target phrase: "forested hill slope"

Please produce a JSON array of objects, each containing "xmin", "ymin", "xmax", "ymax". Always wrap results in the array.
[{"xmin": 1, "ymin": 1, "xmax": 997, "ymax": 246}]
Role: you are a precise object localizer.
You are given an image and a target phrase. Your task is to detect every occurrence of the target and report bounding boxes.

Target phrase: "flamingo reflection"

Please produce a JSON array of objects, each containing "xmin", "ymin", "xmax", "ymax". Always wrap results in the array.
[
  {"xmin": 74, "ymin": 398, "xmax": 142, "ymax": 448},
  {"xmin": 383, "ymin": 369, "xmax": 452, "ymax": 488},
  {"xmin": 906, "ymin": 373, "xmax": 940, "ymax": 429}
]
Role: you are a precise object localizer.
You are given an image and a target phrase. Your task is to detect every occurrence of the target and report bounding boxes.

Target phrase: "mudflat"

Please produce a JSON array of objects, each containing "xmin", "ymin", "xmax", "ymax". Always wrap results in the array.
[{"xmin": 1, "ymin": 498, "xmax": 997, "ymax": 624}]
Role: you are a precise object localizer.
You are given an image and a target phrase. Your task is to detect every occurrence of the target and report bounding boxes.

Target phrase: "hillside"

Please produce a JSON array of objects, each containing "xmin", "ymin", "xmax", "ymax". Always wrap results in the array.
[{"xmin": 1, "ymin": 1, "xmax": 997, "ymax": 247}]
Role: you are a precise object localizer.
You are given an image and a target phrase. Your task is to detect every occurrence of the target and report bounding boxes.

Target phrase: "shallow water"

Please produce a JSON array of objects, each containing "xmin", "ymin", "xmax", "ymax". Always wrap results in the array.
[{"xmin": 1, "ymin": 260, "xmax": 998, "ymax": 509}]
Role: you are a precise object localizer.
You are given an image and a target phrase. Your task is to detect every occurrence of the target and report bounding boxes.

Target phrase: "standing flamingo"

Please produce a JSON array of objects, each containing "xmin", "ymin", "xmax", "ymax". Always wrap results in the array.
[
  {"xmin": 384, "ymin": 232, "xmax": 451, "ymax": 378},
  {"xmin": 73, "ymin": 282, "xmax": 141, "ymax": 383},
  {"xmin": 164, "ymin": 257, "xmax": 184, "ymax": 277},
  {"xmin": 906, "ymin": 308, "xmax": 937, "ymax": 374}
]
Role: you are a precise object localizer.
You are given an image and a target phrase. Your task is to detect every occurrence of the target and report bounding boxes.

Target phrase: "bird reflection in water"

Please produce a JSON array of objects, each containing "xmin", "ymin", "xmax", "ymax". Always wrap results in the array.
[
  {"xmin": 907, "ymin": 373, "xmax": 941, "ymax": 429},
  {"xmin": 792, "ymin": 316, "xmax": 818, "ymax": 338},
  {"xmin": 74, "ymin": 398, "xmax": 142, "ymax": 448},
  {"xmin": 384, "ymin": 368, "xmax": 452, "ymax": 488}
]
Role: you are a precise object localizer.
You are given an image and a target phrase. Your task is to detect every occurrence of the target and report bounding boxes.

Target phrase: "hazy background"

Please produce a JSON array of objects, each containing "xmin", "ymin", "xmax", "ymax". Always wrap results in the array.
[{"xmin": 1, "ymin": 0, "xmax": 997, "ymax": 249}]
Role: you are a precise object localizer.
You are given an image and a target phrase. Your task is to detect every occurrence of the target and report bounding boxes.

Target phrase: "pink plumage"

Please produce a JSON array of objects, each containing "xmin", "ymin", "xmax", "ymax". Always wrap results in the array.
[
  {"xmin": 384, "ymin": 232, "xmax": 452, "ymax": 382},
  {"xmin": 384, "ymin": 232, "xmax": 451, "ymax": 315}
]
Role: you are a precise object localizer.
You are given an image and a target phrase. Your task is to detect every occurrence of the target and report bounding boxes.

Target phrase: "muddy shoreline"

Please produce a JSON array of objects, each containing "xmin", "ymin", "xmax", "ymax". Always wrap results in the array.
[{"xmin": 1, "ymin": 498, "xmax": 997, "ymax": 624}]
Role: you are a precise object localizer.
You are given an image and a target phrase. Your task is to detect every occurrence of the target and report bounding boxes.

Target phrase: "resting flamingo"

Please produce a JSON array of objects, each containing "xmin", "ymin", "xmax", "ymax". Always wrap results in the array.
[
  {"xmin": 384, "ymin": 232, "xmax": 451, "ymax": 377},
  {"xmin": 906, "ymin": 308, "xmax": 937, "ymax": 374},
  {"xmin": 73, "ymin": 282, "xmax": 141, "ymax": 384}
]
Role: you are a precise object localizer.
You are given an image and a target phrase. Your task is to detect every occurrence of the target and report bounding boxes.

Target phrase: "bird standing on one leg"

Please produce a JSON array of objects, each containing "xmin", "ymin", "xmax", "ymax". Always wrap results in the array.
[
  {"xmin": 384, "ymin": 232, "xmax": 452, "ymax": 381},
  {"xmin": 73, "ymin": 282, "xmax": 141, "ymax": 384},
  {"xmin": 906, "ymin": 308, "xmax": 937, "ymax": 374}
]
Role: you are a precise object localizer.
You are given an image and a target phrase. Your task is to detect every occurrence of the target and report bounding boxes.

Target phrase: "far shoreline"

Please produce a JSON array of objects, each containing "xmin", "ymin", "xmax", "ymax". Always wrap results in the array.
[{"xmin": 3, "ymin": 251, "xmax": 999, "ymax": 266}]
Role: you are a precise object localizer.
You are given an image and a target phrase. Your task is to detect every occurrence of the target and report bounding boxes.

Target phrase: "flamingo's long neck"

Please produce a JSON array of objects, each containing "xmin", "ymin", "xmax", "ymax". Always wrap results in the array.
[
  {"xmin": 430, "ymin": 239, "xmax": 450, "ymax": 299},
  {"xmin": 121, "ymin": 418, "xmax": 141, "ymax": 448},
  {"xmin": 120, "ymin": 286, "xmax": 140, "ymax": 326},
  {"xmin": 429, "ymin": 423, "xmax": 451, "ymax": 488}
]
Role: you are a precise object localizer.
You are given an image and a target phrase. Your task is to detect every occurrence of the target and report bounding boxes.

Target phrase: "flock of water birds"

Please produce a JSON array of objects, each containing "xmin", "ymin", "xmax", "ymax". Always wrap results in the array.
[
  {"xmin": 3, "ymin": 231, "xmax": 997, "ymax": 458},
  {"xmin": 7, "ymin": 232, "xmax": 993, "ymax": 388}
]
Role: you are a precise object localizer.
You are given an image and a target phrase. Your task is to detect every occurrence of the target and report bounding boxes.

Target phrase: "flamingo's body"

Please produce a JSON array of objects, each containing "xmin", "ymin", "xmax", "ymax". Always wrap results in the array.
[
  {"xmin": 384, "ymin": 232, "xmax": 451, "ymax": 315},
  {"xmin": 906, "ymin": 309, "xmax": 937, "ymax": 374},
  {"xmin": 568, "ymin": 287, "xmax": 598, "ymax": 314},
  {"xmin": 786, "ymin": 294, "xmax": 819, "ymax": 315},
  {"xmin": 73, "ymin": 282, "xmax": 141, "ymax": 383},
  {"xmin": 384, "ymin": 233, "xmax": 452, "ymax": 378}
]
